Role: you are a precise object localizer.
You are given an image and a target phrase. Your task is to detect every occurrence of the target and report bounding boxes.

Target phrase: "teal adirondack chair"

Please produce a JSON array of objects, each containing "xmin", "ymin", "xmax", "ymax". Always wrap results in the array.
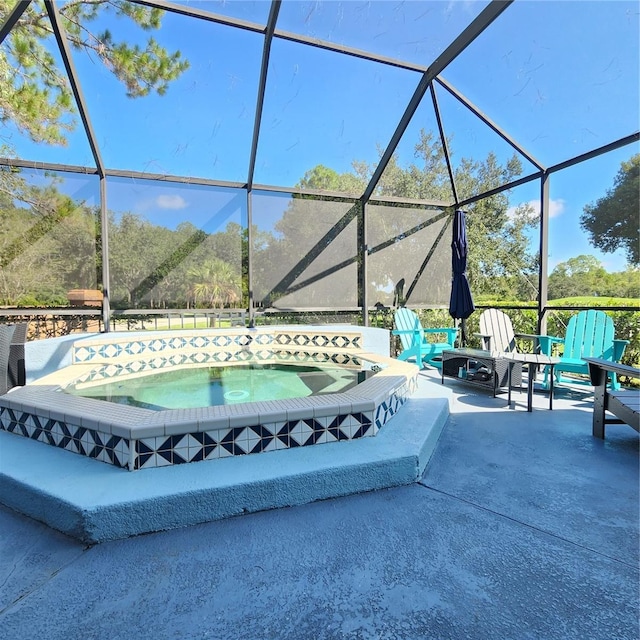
[
  {"xmin": 392, "ymin": 308, "xmax": 458, "ymax": 369},
  {"xmin": 539, "ymin": 310, "xmax": 628, "ymax": 391}
]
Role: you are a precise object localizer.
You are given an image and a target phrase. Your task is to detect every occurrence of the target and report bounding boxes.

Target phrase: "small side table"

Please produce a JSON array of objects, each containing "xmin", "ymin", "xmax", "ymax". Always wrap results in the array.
[
  {"xmin": 441, "ymin": 348, "xmax": 522, "ymax": 399},
  {"xmin": 503, "ymin": 353, "xmax": 561, "ymax": 411}
]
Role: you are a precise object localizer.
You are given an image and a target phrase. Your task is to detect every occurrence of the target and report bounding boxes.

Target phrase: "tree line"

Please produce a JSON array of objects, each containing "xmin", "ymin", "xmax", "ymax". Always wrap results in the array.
[{"xmin": 1, "ymin": 153, "xmax": 637, "ymax": 310}]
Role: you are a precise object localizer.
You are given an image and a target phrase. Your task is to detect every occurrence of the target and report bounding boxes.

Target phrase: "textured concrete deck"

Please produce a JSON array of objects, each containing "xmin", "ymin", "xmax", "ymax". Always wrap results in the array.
[
  {"xmin": 1, "ymin": 369, "xmax": 638, "ymax": 639},
  {"xmin": 0, "ymin": 376, "xmax": 449, "ymax": 542}
]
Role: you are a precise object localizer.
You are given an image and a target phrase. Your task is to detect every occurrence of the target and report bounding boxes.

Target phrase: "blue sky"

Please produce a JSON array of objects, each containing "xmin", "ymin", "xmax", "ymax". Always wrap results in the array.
[{"xmin": 5, "ymin": 0, "xmax": 639, "ymax": 272}]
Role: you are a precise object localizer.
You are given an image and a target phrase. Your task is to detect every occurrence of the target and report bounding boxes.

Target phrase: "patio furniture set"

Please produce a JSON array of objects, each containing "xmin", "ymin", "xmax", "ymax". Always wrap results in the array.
[{"xmin": 393, "ymin": 307, "xmax": 633, "ymax": 416}]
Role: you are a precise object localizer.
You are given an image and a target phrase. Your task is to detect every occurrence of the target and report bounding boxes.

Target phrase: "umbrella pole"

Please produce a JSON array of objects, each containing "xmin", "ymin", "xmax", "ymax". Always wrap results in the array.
[{"xmin": 454, "ymin": 319, "xmax": 462, "ymax": 348}]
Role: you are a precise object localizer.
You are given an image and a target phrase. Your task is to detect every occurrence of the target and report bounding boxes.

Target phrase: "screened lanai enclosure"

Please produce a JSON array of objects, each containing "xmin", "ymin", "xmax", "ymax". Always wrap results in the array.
[{"xmin": 0, "ymin": 1, "xmax": 638, "ymax": 341}]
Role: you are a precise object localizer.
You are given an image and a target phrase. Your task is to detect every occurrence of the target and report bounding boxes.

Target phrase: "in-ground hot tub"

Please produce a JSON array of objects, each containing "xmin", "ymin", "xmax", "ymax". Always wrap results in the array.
[{"xmin": 0, "ymin": 326, "xmax": 418, "ymax": 471}]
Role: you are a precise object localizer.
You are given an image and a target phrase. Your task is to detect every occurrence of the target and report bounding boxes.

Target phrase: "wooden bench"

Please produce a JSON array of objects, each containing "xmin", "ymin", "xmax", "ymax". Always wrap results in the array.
[{"xmin": 585, "ymin": 357, "xmax": 639, "ymax": 438}]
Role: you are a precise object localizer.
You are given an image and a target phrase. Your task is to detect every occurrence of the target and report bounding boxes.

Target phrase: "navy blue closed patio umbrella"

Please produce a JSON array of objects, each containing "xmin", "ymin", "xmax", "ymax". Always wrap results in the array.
[{"xmin": 449, "ymin": 209, "xmax": 475, "ymax": 345}]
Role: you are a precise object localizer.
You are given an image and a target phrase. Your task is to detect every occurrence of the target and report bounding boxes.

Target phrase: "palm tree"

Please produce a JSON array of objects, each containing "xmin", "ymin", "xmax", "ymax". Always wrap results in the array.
[{"xmin": 187, "ymin": 259, "xmax": 241, "ymax": 309}]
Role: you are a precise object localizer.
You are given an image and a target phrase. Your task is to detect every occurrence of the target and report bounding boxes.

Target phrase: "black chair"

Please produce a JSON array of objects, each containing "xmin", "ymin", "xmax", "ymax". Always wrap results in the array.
[{"xmin": 0, "ymin": 323, "xmax": 28, "ymax": 395}]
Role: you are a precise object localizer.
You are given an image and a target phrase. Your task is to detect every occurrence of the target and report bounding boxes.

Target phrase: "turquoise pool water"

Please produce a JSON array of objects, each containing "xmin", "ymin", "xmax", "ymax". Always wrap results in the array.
[{"xmin": 64, "ymin": 363, "xmax": 372, "ymax": 410}]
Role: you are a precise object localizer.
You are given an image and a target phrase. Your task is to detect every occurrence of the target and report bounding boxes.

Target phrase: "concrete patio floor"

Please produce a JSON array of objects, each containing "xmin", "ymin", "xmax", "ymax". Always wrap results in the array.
[{"xmin": 1, "ymin": 368, "xmax": 638, "ymax": 639}]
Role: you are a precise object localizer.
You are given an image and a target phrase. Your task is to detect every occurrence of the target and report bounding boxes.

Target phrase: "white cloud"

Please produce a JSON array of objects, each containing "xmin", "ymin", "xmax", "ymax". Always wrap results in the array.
[
  {"xmin": 156, "ymin": 194, "xmax": 188, "ymax": 210},
  {"xmin": 547, "ymin": 199, "xmax": 565, "ymax": 218},
  {"xmin": 506, "ymin": 198, "xmax": 565, "ymax": 220}
]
